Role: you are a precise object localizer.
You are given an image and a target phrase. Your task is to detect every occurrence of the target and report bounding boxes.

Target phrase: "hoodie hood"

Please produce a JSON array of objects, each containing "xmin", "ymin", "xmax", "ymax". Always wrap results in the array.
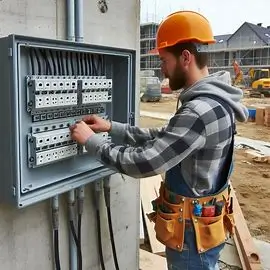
[{"xmin": 179, "ymin": 71, "xmax": 249, "ymax": 122}]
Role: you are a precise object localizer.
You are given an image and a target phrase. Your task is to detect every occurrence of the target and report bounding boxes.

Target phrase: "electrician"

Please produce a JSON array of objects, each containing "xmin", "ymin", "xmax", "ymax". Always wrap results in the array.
[{"xmin": 70, "ymin": 11, "xmax": 248, "ymax": 270}]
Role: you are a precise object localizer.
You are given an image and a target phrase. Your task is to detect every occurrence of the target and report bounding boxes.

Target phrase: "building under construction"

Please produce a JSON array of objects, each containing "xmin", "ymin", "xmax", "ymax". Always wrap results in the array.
[
  {"xmin": 140, "ymin": 22, "xmax": 162, "ymax": 78},
  {"xmin": 140, "ymin": 21, "xmax": 270, "ymax": 79}
]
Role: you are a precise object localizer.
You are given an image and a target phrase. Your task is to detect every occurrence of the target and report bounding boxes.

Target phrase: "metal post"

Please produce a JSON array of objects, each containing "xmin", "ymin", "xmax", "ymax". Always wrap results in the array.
[
  {"xmin": 75, "ymin": 0, "xmax": 84, "ymax": 42},
  {"xmin": 66, "ymin": 0, "xmax": 75, "ymax": 41}
]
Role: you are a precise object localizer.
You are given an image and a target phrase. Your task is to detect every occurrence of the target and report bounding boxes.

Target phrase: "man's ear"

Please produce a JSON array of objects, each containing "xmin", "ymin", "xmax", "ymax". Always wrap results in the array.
[{"xmin": 181, "ymin": 49, "xmax": 192, "ymax": 66}]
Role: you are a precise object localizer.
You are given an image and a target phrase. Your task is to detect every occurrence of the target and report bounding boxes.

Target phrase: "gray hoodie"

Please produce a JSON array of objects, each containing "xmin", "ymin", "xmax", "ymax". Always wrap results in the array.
[{"xmin": 180, "ymin": 70, "xmax": 249, "ymax": 122}]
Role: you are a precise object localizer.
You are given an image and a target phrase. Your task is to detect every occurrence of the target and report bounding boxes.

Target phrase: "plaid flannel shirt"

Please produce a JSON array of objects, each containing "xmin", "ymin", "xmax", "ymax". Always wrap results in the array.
[{"xmin": 85, "ymin": 96, "xmax": 234, "ymax": 195}]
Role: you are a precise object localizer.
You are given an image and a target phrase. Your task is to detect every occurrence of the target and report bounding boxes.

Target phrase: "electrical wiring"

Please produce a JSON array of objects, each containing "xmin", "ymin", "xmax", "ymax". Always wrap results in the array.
[
  {"xmin": 95, "ymin": 181, "xmax": 106, "ymax": 270},
  {"xmin": 97, "ymin": 55, "xmax": 103, "ymax": 76},
  {"xmin": 90, "ymin": 55, "xmax": 95, "ymax": 75},
  {"xmin": 66, "ymin": 51, "xmax": 70, "ymax": 75},
  {"xmin": 95, "ymin": 55, "xmax": 101, "ymax": 75},
  {"xmin": 95, "ymin": 54, "xmax": 105, "ymax": 75},
  {"xmin": 104, "ymin": 179, "xmax": 120, "ymax": 270},
  {"xmin": 40, "ymin": 49, "xmax": 52, "ymax": 75},
  {"xmin": 87, "ymin": 54, "xmax": 92, "ymax": 75},
  {"xmin": 91, "ymin": 54, "xmax": 99, "ymax": 76},
  {"xmin": 70, "ymin": 51, "xmax": 75, "ymax": 76},
  {"xmin": 69, "ymin": 220, "xmax": 82, "ymax": 270},
  {"xmin": 101, "ymin": 55, "xmax": 105, "ymax": 74},
  {"xmin": 33, "ymin": 48, "xmax": 41, "ymax": 75},
  {"xmin": 76, "ymin": 52, "xmax": 80, "ymax": 75},
  {"xmin": 78, "ymin": 213, "xmax": 82, "ymax": 257},
  {"xmin": 29, "ymin": 48, "xmax": 35, "ymax": 75},
  {"xmin": 106, "ymin": 205, "xmax": 119, "ymax": 270},
  {"xmin": 54, "ymin": 229, "xmax": 61, "ymax": 270},
  {"xmin": 80, "ymin": 52, "xmax": 84, "ymax": 75},
  {"xmin": 40, "ymin": 49, "xmax": 48, "ymax": 75},
  {"xmin": 56, "ymin": 51, "xmax": 62, "ymax": 75},
  {"xmin": 50, "ymin": 50, "xmax": 57, "ymax": 76},
  {"xmin": 96, "ymin": 208, "xmax": 106, "ymax": 270},
  {"xmin": 60, "ymin": 51, "xmax": 65, "ymax": 75},
  {"xmin": 46, "ymin": 50, "xmax": 53, "ymax": 75},
  {"xmin": 52, "ymin": 196, "xmax": 61, "ymax": 270},
  {"xmin": 77, "ymin": 186, "xmax": 84, "ymax": 270},
  {"xmin": 84, "ymin": 53, "xmax": 88, "ymax": 75},
  {"xmin": 68, "ymin": 190, "xmax": 83, "ymax": 270}
]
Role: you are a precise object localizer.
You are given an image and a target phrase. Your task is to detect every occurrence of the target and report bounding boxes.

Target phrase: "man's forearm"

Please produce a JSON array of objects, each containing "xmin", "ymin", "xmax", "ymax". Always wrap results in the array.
[{"xmin": 109, "ymin": 120, "xmax": 165, "ymax": 146}]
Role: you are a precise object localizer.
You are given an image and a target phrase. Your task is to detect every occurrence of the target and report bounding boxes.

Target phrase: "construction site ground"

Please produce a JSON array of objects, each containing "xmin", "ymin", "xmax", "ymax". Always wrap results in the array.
[{"xmin": 139, "ymin": 94, "xmax": 270, "ymax": 244}]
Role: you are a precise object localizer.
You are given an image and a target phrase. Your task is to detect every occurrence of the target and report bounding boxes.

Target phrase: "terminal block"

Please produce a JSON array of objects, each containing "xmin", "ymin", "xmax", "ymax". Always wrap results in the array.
[
  {"xmin": 81, "ymin": 76, "xmax": 112, "ymax": 104},
  {"xmin": 27, "ymin": 76, "xmax": 78, "ymax": 112},
  {"xmin": 27, "ymin": 121, "xmax": 78, "ymax": 168},
  {"xmin": 35, "ymin": 144, "xmax": 78, "ymax": 166}
]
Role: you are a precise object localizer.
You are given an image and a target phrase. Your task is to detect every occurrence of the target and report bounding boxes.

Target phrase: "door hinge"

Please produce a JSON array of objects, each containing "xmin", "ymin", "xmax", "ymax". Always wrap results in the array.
[{"xmin": 8, "ymin": 48, "xmax": 13, "ymax": 57}]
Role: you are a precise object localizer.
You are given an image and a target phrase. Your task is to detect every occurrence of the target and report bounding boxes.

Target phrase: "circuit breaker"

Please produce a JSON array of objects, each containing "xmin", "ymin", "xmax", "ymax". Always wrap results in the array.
[{"xmin": 0, "ymin": 35, "xmax": 136, "ymax": 208}]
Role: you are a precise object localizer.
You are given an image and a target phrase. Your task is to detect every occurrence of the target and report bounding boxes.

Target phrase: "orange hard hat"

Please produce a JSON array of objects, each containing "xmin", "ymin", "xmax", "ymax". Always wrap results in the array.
[{"xmin": 156, "ymin": 11, "xmax": 216, "ymax": 50}]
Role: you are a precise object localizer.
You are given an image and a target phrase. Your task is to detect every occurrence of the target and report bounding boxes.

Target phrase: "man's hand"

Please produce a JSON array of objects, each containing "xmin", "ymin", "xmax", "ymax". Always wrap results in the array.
[
  {"xmin": 69, "ymin": 121, "xmax": 95, "ymax": 145},
  {"xmin": 82, "ymin": 114, "xmax": 111, "ymax": 133}
]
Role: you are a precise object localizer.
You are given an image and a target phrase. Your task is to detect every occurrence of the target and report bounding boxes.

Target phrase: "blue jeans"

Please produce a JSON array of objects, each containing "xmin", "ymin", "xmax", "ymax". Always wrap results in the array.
[{"xmin": 166, "ymin": 221, "xmax": 225, "ymax": 270}]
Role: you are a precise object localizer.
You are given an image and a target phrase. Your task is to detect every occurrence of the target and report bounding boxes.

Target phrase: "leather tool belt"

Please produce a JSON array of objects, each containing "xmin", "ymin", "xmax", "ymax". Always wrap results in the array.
[{"xmin": 147, "ymin": 182, "xmax": 235, "ymax": 253}]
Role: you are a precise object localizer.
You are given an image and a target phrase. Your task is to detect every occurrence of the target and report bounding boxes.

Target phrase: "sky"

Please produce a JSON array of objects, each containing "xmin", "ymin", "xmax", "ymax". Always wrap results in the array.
[{"xmin": 140, "ymin": 0, "xmax": 270, "ymax": 35}]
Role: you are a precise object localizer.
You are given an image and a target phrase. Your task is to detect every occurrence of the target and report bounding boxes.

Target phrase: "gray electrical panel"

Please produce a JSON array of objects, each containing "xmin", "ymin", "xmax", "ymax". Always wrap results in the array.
[{"xmin": 0, "ymin": 35, "xmax": 136, "ymax": 208}]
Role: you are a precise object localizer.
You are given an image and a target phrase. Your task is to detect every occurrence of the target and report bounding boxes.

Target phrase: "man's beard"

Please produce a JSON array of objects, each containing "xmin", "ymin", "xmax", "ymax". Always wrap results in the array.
[{"xmin": 168, "ymin": 64, "xmax": 187, "ymax": 91}]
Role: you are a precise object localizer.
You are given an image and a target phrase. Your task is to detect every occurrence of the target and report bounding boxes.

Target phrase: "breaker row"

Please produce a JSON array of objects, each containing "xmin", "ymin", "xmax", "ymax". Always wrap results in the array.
[
  {"xmin": 27, "ymin": 76, "xmax": 113, "ymax": 111},
  {"xmin": 34, "ymin": 91, "xmax": 111, "ymax": 109},
  {"xmin": 27, "ymin": 76, "xmax": 112, "ymax": 91},
  {"xmin": 28, "ymin": 129, "xmax": 109, "ymax": 167}
]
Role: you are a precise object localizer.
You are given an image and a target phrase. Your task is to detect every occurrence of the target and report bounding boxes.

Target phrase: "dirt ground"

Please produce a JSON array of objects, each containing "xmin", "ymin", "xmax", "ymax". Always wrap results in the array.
[{"xmin": 139, "ymin": 95, "xmax": 270, "ymax": 242}]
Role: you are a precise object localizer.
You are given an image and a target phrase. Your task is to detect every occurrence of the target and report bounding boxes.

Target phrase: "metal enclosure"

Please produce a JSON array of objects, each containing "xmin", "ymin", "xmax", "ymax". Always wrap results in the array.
[{"xmin": 0, "ymin": 34, "xmax": 136, "ymax": 208}]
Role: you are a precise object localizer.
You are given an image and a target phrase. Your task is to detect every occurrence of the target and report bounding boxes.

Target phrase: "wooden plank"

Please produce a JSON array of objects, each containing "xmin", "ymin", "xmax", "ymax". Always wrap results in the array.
[
  {"xmin": 139, "ymin": 249, "xmax": 167, "ymax": 270},
  {"xmin": 231, "ymin": 187, "xmax": 263, "ymax": 270},
  {"xmin": 140, "ymin": 176, "xmax": 165, "ymax": 255},
  {"xmin": 234, "ymin": 232, "xmax": 248, "ymax": 270}
]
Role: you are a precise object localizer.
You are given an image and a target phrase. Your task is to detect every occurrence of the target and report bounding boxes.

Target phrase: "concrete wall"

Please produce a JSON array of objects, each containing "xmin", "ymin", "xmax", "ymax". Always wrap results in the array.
[{"xmin": 0, "ymin": 1, "xmax": 140, "ymax": 269}]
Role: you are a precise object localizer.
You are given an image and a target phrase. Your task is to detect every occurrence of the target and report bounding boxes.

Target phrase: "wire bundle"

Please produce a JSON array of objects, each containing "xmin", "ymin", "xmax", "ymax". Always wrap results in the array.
[{"xmin": 29, "ymin": 48, "xmax": 105, "ymax": 76}]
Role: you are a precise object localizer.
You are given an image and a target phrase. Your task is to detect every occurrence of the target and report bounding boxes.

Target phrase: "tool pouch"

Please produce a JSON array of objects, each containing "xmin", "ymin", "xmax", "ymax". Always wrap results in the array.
[
  {"xmin": 191, "ymin": 212, "xmax": 227, "ymax": 253},
  {"xmin": 147, "ymin": 183, "xmax": 186, "ymax": 251},
  {"xmin": 191, "ymin": 195, "xmax": 235, "ymax": 253}
]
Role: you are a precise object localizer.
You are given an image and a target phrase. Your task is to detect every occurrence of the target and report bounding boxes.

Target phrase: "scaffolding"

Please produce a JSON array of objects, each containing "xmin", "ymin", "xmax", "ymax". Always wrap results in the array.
[
  {"xmin": 140, "ymin": 22, "xmax": 162, "ymax": 78},
  {"xmin": 208, "ymin": 45, "xmax": 270, "ymax": 75}
]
